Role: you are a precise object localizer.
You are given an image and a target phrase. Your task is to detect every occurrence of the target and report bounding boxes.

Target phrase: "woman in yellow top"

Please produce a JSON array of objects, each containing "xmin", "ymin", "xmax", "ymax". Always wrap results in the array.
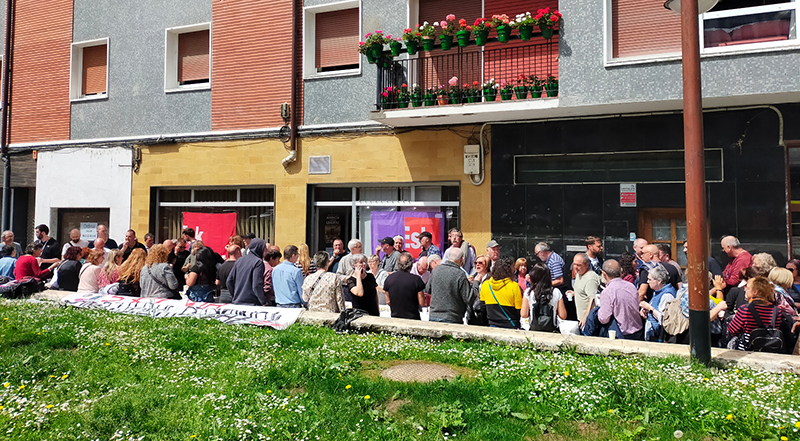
[{"xmin": 480, "ymin": 256, "xmax": 523, "ymax": 329}]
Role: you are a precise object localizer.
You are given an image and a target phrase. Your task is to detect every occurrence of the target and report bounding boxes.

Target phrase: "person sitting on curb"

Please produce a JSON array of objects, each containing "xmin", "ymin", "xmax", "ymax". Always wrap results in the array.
[{"xmin": 581, "ymin": 260, "xmax": 643, "ymax": 340}]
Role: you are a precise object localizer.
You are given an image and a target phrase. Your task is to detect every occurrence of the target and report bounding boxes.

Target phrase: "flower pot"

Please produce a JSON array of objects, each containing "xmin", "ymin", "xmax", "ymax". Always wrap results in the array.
[
  {"xmin": 439, "ymin": 34, "xmax": 454, "ymax": 50},
  {"xmin": 449, "ymin": 92, "xmax": 462, "ymax": 104},
  {"xmin": 519, "ymin": 25, "xmax": 534, "ymax": 41},
  {"xmin": 500, "ymin": 91, "xmax": 513, "ymax": 101},
  {"xmin": 514, "ymin": 87, "xmax": 528, "ymax": 100},
  {"xmin": 456, "ymin": 30, "xmax": 471, "ymax": 47},
  {"xmin": 406, "ymin": 40, "xmax": 419, "ymax": 56},
  {"xmin": 466, "ymin": 95, "xmax": 480, "ymax": 103},
  {"xmin": 540, "ymin": 24, "xmax": 554, "ymax": 40},
  {"xmin": 398, "ymin": 101, "xmax": 409, "ymax": 108},
  {"xmin": 531, "ymin": 89, "xmax": 542, "ymax": 98},
  {"xmin": 412, "ymin": 99, "xmax": 423, "ymax": 108},
  {"xmin": 545, "ymin": 87, "xmax": 558, "ymax": 97},
  {"xmin": 389, "ymin": 41, "xmax": 403, "ymax": 57},
  {"xmin": 421, "ymin": 37, "xmax": 435, "ymax": 51},
  {"xmin": 437, "ymin": 96, "xmax": 449, "ymax": 106},
  {"xmin": 370, "ymin": 42, "xmax": 384, "ymax": 59},
  {"xmin": 474, "ymin": 29, "xmax": 489, "ymax": 46},
  {"xmin": 364, "ymin": 51, "xmax": 377, "ymax": 64},
  {"xmin": 496, "ymin": 24, "xmax": 511, "ymax": 43},
  {"xmin": 484, "ymin": 90, "xmax": 497, "ymax": 102}
]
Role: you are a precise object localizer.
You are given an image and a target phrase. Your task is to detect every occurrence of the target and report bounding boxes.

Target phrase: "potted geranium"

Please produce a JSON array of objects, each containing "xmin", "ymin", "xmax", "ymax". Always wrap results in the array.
[
  {"xmin": 424, "ymin": 86, "xmax": 437, "ymax": 106},
  {"xmin": 499, "ymin": 80, "xmax": 513, "ymax": 101},
  {"xmin": 447, "ymin": 76, "xmax": 461, "ymax": 104},
  {"xmin": 463, "ymin": 81, "xmax": 482, "ymax": 103},
  {"xmin": 438, "ymin": 15, "xmax": 458, "ymax": 50},
  {"xmin": 366, "ymin": 31, "xmax": 387, "ymax": 60},
  {"xmin": 472, "ymin": 18, "xmax": 492, "ymax": 46},
  {"xmin": 483, "ymin": 78, "xmax": 498, "ymax": 102},
  {"xmin": 456, "ymin": 18, "xmax": 472, "ymax": 47},
  {"xmin": 513, "ymin": 12, "xmax": 535, "ymax": 41},
  {"xmin": 403, "ymin": 28, "xmax": 422, "ymax": 55},
  {"xmin": 491, "ymin": 14, "xmax": 511, "ymax": 43},
  {"xmin": 534, "ymin": 7, "xmax": 562, "ymax": 40},
  {"xmin": 411, "ymin": 84, "xmax": 423, "ymax": 107},
  {"xmin": 544, "ymin": 75, "xmax": 558, "ymax": 97},
  {"xmin": 380, "ymin": 86, "xmax": 397, "ymax": 109},
  {"xmin": 528, "ymin": 75, "xmax": 544, "ymax": 98},
  {"xmin": 436, "ymin": 85, "xmax": 449, "ymax": 105},
  {"xmin": 419, "ymin": 22, "xmax": 436, "ymax": 51},
  {"xmin": 389, "ymin": 36, "xmax": 403, "ymax": 57},
  {"xmin": 357, "ymin": 41, "xmax": 374, "ymax": 63},
  {"xmin": 397, "ymin": 83, "xmax": 411, "ymax": 108},
  {"xmin": 513, "ymin": 74, "xmax": 528, "ymax": 100}
]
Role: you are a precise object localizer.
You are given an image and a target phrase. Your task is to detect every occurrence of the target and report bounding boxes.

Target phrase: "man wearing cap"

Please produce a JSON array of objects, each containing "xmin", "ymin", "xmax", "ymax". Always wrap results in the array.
[
  {"xmin": 486, "ymin": 240, "xmax": 500, "ymax": 269},
  {"xmin": 418, "ymin": 231, "xmax": 441, "ymax": 259},
  {"xmin": 242, "ymin": 233, "xmax": 257, "ymax": 255},
  {"xmin": 378, "ymin": 237, "xmax": 400, "ymax": 273}
]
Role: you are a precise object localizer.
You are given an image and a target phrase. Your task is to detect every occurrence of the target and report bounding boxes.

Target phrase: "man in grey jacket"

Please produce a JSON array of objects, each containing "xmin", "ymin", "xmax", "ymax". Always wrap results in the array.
[{"xmin": 426, "ymin": 247, "xmax": 474, "ymax": 324}]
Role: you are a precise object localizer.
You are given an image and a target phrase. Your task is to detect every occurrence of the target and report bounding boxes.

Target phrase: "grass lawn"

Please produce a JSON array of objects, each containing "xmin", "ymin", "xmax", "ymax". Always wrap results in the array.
[{"xmin": 1, "ymin": 300, "xmax": 799, "ymax": 441}]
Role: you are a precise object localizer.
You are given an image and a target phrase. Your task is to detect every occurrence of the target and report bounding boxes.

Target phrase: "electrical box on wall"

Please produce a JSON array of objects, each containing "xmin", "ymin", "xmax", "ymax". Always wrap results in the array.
[{"xmin": 464, "ymin": 144, "xmax": 480, "ymax": 175}]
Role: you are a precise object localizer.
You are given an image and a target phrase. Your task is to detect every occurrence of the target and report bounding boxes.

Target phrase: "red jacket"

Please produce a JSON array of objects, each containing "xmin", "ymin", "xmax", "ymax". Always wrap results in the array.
[
  {"xmin": 723, "ymin": 251, "xmax": 752, "ymax": 287},
  {"xmin": 14, "ymin": 255, "xmax": 52, "ymax": 280}
]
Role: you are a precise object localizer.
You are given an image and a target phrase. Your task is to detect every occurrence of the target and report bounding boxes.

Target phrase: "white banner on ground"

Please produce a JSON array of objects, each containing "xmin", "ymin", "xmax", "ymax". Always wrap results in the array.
[{"xmin": 60, "ymin": 293, "xmax": 302, "ymax": 330}]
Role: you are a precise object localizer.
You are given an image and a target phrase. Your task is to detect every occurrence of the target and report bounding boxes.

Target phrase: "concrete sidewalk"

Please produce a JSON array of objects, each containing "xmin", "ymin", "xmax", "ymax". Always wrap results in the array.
[{"xmin": 34, "ymin": 289, "xmax": 800, "ymax": 373}]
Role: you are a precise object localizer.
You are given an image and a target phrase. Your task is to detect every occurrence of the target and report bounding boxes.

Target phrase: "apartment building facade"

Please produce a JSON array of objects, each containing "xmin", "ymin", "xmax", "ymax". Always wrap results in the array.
[{"xmin": 3, "ymin": 0, "xmax": 800, "ymax": 263}]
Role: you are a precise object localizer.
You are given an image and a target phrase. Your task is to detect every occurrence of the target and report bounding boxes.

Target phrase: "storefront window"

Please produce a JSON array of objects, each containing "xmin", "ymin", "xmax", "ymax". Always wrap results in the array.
[
  {"xmin": 156, "ymin": 187, "xmax": 275, "ymax": 244},
  {"xmin": 311, "ymin": 183, "xmax": 460, "ymax": 254}
]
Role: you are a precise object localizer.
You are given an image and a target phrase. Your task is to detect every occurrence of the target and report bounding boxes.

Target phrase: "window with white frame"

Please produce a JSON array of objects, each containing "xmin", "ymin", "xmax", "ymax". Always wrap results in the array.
[
  {"xmin": 702, "ymin": 0, "xmax": 797, "ymax": 50},
  {"xmin": 304, "ymin": 1, "xmax": 360, "ymax": 78},
  {"xmin": 165, "ymin": 23, "xmax": 211, "ymax": 91},
  {"xmin": 70, "ymin": 39, "xmax": 109, "ymax": 100}
]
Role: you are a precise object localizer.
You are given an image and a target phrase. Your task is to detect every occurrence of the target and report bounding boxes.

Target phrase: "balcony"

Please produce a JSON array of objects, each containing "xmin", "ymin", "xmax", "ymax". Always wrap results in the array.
[{"xmin": 369, "ymin": 34, "xmax": 560, "ymax": 127}]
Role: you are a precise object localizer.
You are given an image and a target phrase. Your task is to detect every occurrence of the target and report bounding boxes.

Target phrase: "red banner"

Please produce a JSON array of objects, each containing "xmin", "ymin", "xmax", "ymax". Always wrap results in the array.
[
  {"xmin": 404, "ymin": 216, "xmax": 443, "ymax": 260},
  {"xmin": 182, "ymin": 212, "xmax": 237, "ymax": 256}
]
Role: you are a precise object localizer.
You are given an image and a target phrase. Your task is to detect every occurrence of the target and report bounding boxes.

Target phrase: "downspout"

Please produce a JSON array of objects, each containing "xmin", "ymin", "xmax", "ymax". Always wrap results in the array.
[
  {"xmin": 0, "ymin": 0, "xmax": 15, "ymax": 231},
  {"xmin": 282, "ymin": 0, "xmax": 299, "ymax": 168}
]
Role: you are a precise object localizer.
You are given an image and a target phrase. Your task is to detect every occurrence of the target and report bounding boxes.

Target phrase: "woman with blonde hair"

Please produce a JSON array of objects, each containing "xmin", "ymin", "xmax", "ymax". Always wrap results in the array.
[
  {"xmin": 117, "ymin": 248, "xmax": 147, "ymax": 297},
  {"xmin": 98, "ymin": 249, "xmax": 123, "ymax": 288},
  {"xmin": 78, "ymin": 250, "xmax": 106, "ymax": 293},
  {"xmin": 295, "ymin": 243, "xmax": 316, "ymax": 277},
  {"xmin": 140, "ymin": 244, "xmax": 180, "ymax": 298},
  {"xmin": 768, "ymin": 267, "xmax": 799, "ymax": 314}
]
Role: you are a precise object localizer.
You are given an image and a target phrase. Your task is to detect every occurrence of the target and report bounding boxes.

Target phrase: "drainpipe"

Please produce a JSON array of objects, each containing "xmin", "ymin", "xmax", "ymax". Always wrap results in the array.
[
  {"xmin": 282, "ymin": 0, "xmax": 299, "ymax": 168},
  {"xmin": 1, "ymin": 0, "xmax": 15, "ymax": 232}
]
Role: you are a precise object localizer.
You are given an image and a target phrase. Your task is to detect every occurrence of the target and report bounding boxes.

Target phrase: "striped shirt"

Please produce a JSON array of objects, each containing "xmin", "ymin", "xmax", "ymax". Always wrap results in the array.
[
  {"xmin": 726, "ymin": 301, "xmax": 782, "ymax": 337},
  {"xmin": 545, "ymin": 252, "xmax": 565, "ymax": 280}
]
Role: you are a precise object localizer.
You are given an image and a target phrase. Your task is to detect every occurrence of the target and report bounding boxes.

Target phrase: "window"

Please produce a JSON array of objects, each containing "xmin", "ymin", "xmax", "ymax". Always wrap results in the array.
[
  {"xmin": 304, "ymin": 1, "xmax": 360, "ymax": 78},
  {"xmin": 70, "ymin": 39, "xmax": 108, "ymax": 101},
  {"xmin": 702, "ymin": 1, "xmax": 797, "ymax": 50},
  {"xmin": 607, "ymin": 0, "xmax": 799, "ymax": 62},
  {"xmin": 156, "ymin": 187, "xmax": 274, "ymax": 243},
  {"xmin": 165, "ymin": 23, "xmax": 211, "ymax": 91}
]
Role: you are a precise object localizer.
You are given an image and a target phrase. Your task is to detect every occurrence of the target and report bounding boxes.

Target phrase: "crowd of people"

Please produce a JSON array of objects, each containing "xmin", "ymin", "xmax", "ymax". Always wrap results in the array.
[{"xmin": 3, "ymin": 223, "xmax": 799, "ymax": 354}]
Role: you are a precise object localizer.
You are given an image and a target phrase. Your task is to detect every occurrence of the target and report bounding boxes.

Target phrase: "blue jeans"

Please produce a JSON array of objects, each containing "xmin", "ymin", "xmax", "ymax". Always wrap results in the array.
[
  {"xmin": 277, "ymin": 303, "xmax": 303, "ymax": 308},
  {"xmin": 187, "ymin": 285, "xmax": 215, "ymax": 303},
  {"xmin": 581, "ymin": 307, "xmax": 644, "ymax": 340}
]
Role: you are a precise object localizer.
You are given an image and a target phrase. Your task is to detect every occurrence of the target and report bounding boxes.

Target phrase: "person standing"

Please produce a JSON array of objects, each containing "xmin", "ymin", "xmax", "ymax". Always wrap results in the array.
[
  {"xmin": 383, "ymin": 252, "xmax": 425, "ymax": 320},
  {"xmin": 427, "ymin": 248, "xmax": 473, "ymax": 324},
  {"xmin": 346, "ymin": 254, "xmax": 380, "ymax": 316},
  {"xmin": 216, "ymin": 245, "xmax": 241, "ymax": 303},
  {"xmin": 329, "ymin": 239, "xmax": 348, "ymax": 274},
  {"xmin": 480, "ymin": 256, "xmax": 523, "ymax": 329},
  {"xmin": 143, "ymin": 233, "xmax": 156, "ymax": 252},
  {"xmin": 336, "ymin": 239, "xmax": 363, "ymax": 276},
  {"xmin": 485, "ymin": 240, "xmax": 500, "ymax": 269},
  {"xmin": 271, "ymin": 245, "xmax": 305, "ymax": 308},
  {"xmin": 89, "ymin": 224, "xmax": 118, "ymax": 250},
  {"xmin": 35, "ymin": 224, "xmax": 61, "ymax": 272},
  {"xmin": 119, "ymin": 230, "xmax": 147, "ymax": 262},
  {"xmin": 584, "ymin": 236, "xmax": 604, "ymax": 277},
  {"xmin": 534, "ymin": 242, "xmax": 566, "ymax": 288},
  {"xmin": 443, "ymin": 228, "xmax": 476, "ymax": 275},
  {"xmin": 172, "ymin": 239, "xmax": 190, "ymax": 287},
  {"xmin": 417, "ymin": 231, "xmax": 441, "ymax": 258},
  {"xmin": 228, "ymin": 239, "xmax": 268, "ymax": 306},
  {"xmin": 568, "ymin": 253, "xmax": 601, "ymax": 329},
  {"xmin": 61, "ymin": 229, "xmax": 89, "ymax": 258},
  {"xmin": 263, "ymin": 246, "xmax": 282, "ymax": 306},
  {"xmin": 303, "ymin": 251, "xmax": 349, "ymax": 313},
  {"xmin": 378, "ymin": 237, "xmax": 400, "ymax": 273}
]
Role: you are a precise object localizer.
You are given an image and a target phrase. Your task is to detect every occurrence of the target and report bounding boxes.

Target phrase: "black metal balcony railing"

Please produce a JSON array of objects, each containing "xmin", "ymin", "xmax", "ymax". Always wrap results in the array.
[{"xmin": 375, "ymin": 35, "xmax": 558, "ymax": 111}]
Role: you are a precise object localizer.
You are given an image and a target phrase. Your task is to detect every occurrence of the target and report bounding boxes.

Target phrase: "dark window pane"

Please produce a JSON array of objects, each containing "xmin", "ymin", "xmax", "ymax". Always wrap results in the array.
[
  {"xmin": 159, "ymin": 189, "xmax": 191, "ymax": 203},
  {"xmin": 315, "ymin": 187, "xmax": 352, "ymax": 202},
  {"xmin": 194, "ymin": 189, "xmax": 237, "ymax": 202},
  {"xmin": 240, "ymin": 188, "xmax": 274, "ymax": 203}
]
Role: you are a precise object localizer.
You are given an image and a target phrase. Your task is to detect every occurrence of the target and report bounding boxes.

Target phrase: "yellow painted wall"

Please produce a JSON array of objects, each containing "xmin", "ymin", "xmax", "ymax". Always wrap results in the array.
[{"xmin": 131, "ymin": 127, "xmax": 492, "ymax": 252}]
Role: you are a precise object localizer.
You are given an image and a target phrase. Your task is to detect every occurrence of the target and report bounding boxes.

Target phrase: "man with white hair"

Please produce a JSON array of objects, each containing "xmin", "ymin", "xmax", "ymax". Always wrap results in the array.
[
  {"xmin": 720, "ymin": 235, "xmax": 752, "ymax": 290},
  {"xmin": 534, "ymin": 242, "xmax": 565, "ymax": 288},
  {"xmin": 426, "ymin": 247, "xmax": 474, "ymax": 324},
  {"xmin": 336, "ymin": 238, "xmax": 363, "ymax": 276},
  {"xmin": 1, "ymin": 230, "xmax": 23, "ymax": 259},
  {"xmin": 410, "ymin": 255, "xmax": 430, "ymax": 284},
  {"xmin": 443, "ymin": 228, "xmax": 476, "ymax": 274},
  {"xmin": 428, "ymin": 254, "xmax": 442, "ymax": 273},
  {"xmin": 633, "ymin": 238, "xmax": 648, "ymax": 267}
]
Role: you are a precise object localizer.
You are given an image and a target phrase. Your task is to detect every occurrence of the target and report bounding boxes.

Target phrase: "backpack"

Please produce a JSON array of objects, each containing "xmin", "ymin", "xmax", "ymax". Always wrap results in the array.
[
  {"xmin": 530, "ymin": 295, "xmax": 556, "ymax": 332},
  {"xmin": 742, "ymin": 303, "xmax": 783, "ymax": 353},
  {"xmin": 661, "ymin": 291, "xmax": 689, "ymax": 336}
]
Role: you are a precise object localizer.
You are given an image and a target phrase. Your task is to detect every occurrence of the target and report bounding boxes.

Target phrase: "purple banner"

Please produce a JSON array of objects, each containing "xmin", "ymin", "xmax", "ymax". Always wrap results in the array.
[{"xmin": 370, "ymin": 211, "xmax": 445, "ymax": 259}]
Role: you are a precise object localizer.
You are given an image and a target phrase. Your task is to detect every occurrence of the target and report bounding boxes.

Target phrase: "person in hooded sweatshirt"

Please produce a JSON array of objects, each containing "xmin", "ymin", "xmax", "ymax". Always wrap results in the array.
[{"xmin": 227, "ymin": 238, "xmax": 267, "ymax": 306}]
